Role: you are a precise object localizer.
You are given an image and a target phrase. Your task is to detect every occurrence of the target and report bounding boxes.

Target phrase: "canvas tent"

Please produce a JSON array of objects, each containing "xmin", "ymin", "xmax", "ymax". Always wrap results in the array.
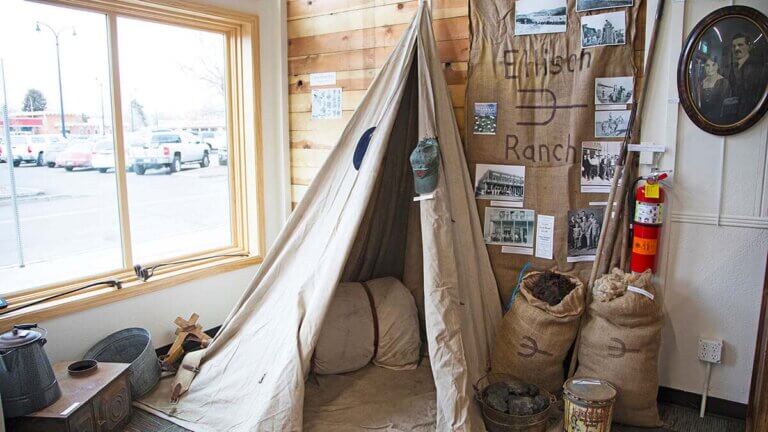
[{"xmin": 138, "ymin": 4, "xmax": 502, "ymax": 430}]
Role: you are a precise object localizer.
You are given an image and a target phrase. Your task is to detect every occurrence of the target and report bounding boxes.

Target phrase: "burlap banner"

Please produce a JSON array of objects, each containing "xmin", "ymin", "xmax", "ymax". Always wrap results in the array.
[{"xmin": 466, "ymin": 0, "xmax": 645, "ymax": 300}]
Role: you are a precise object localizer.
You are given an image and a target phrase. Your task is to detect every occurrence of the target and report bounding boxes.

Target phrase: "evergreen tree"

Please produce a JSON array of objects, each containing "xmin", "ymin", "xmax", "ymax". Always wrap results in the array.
[{"xmin": 22, "ymin": 89, "xmax": 47, "ymax": 112}]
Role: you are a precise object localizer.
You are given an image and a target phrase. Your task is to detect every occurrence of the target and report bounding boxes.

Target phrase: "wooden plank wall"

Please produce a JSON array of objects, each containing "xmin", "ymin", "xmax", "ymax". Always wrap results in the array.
[{"xmin": 287, "ymin": 0, "xmax": 469, "ymax": 205}]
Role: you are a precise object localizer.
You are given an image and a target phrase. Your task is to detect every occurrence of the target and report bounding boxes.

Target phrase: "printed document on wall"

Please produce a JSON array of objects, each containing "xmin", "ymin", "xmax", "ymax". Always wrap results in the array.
[{"xmin": 312, "ymin": 88, "xmax": 342, "ymax": 120}]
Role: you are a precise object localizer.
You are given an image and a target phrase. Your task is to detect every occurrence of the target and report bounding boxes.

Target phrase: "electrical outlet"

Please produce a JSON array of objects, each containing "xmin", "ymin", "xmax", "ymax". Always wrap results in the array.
[{"xmin": 698, "ymin": 338, "xmax": 723, "ymax": 364}]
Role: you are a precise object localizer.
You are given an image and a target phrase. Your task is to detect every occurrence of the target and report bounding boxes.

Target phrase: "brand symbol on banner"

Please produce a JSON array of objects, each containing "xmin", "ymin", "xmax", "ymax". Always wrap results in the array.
[
  {"xmin": 515, "ymin": 88, "xmax": 589, "ymax": 126},
  {"xmin": 607, "ymin": 337, "xmax": 640, "ymax": 358},
  {"xmin": 518, "ymin": 336, "xmax": 554, "ymax": 358}
]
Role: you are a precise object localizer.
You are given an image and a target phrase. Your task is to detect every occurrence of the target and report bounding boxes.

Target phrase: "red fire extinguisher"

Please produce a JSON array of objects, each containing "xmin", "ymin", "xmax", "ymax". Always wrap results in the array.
[{"xmin": 630, "ymin": 172, "xmax": 668, "ymax": 273}]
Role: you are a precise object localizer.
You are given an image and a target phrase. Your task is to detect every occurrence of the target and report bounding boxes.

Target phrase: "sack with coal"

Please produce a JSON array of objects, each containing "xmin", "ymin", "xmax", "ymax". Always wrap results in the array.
[
  {"xmin": 575, "ymin": 269, "xmax": 663, "ymax": 427},
  {"xmin": 492, "ymin": 271, "xmax": 585, "ymax": 393}
]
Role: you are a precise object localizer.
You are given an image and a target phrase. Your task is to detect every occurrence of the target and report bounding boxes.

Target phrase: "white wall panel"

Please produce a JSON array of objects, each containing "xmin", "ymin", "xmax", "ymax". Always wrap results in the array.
[
  {"xmin": 660, "ymin": 223, "xmax": 767, "ymax": 402},
  {"xmin": 646, "ymin": 0, "xmax": 768, "ymax": 404}
]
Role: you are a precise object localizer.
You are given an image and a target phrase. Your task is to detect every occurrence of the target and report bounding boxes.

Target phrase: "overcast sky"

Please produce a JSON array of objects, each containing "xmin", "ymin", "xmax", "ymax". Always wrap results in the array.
[{"xmin": 0, "ymin": 0, "xmax": 225, "ymax": 123}]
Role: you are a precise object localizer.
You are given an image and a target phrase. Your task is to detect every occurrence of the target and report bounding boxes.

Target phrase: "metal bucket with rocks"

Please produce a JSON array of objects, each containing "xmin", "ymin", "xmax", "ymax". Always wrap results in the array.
[{"xmin": 474, "ymin": 373, "xmax": 554, "ymax": 432}]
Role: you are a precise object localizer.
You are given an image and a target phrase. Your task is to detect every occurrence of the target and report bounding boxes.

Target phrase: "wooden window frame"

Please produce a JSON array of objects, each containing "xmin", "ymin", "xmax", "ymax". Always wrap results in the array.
[{"xmin": 0, "ymin": 0, "xmax": 265, "ymax": 329}]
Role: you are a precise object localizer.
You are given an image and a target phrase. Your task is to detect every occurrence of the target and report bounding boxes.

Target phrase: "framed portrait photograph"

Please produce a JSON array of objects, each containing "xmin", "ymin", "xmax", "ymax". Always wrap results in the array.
[{"xmin": 678, "ymin": 6, "xmax": 768, "ymax": 136}]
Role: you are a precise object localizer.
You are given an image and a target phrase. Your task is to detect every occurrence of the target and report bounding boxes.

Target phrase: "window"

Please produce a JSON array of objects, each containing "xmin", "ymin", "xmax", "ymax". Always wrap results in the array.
[{"xmin": 0, "ymin": 0, "xmax": 262, "ymax": 320}]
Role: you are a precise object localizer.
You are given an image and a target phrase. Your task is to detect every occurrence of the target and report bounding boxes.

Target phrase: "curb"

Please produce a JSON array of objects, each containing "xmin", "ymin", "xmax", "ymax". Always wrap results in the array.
[{"xmin": 0, "ymin": 194, "xmax": 75, "ymax": 207}]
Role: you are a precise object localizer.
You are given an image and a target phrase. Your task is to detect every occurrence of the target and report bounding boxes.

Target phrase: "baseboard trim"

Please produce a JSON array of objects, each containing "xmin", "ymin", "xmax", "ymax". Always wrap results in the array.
[
  {"xmin": 154, "ymin": 327, "xmax": 747, "ymax": 421},
  {"xmin": 658, "ymin": 386, "xmax": 747, "ymax": 420}
]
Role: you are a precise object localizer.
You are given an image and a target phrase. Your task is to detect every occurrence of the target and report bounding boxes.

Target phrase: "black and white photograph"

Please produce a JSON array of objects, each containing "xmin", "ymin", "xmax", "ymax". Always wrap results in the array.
[
  {"xmin": 514, "ymin": 0, "xmax": 567, "ymax": 36},
  {"xmin": 581, "ymin": 142, "xmax": 620, "ymax": 193},
  {"xmin": 595, "ymin": 109, "xmax": 630, "ymax": 138},
  {"xmin": 581, "ymin": 11, "xmax": 626, "ymax": 48},
  {"xmin": 567, "ymin": 208, "xmax": 604, "ymax": 262},
  {"xmin": 474, "ymin": 164, "xmax": 525, "ymax": 203},
  {"xmin": 483, "ymin": 208, "xmax": 535, "ymax": 247},
  {"xmin": 577, "ymin": 0, "xmax": 633, "ymax": 13},
  {"xmin": 678, "ymin": 6, "xmax": 768, "ymax": 136},
  {"xmin": 595, "ymin": 76, "xmax": 634, "ymax": 104}
]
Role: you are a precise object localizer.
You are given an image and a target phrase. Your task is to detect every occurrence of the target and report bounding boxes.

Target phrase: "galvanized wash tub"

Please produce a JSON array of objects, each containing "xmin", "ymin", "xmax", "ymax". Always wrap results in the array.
[{"xmin": 83, "ymin": 328, "xmax": 161, "ymax": 398}]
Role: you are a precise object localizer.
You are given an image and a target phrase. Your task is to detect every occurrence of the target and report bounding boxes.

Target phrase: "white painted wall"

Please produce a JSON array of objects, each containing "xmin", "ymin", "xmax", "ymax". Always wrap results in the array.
[
  {"xmin": 37, "ymin": 0, "xmax": 291, "ymax": 363},
  {"xmin": 644, "ymin": 0, "xmax": 768, "ymax": 404}
]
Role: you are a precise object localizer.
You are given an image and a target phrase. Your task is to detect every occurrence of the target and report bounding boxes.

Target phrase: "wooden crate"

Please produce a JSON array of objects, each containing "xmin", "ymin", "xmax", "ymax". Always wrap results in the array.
[{"xmin": 10, "ymin": 362, "xmax": 132, "ymax": 432}]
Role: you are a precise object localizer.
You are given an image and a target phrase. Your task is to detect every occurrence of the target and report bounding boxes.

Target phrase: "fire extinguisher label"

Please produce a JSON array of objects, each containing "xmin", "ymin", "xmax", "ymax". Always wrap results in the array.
[
  {"xmin": 632, "ymin": 237, "xmax": 658, "ymax": 256},
  {"xmin": 635, "ymin": 202, "xmax": 663, "ymax": 225}
]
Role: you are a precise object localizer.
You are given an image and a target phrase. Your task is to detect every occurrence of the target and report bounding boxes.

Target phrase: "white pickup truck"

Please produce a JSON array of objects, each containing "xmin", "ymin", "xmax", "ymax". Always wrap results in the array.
[
  {"xmin": 132, "ymin": 130, "xmax": 210, "ymax": 175},
  {"xmin": 9, "ymin": 134, "xmax": 67, "ymax": 166}
]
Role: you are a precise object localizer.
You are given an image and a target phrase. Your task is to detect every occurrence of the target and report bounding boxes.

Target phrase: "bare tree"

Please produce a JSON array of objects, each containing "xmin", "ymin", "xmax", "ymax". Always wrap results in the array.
[
  {"xmin": 129, "ymin": 99, "xmax": 148, "ymax": 131},
  {"xmin": 178, "ymin": 36, "xmax": 226, "ymax": 97}
]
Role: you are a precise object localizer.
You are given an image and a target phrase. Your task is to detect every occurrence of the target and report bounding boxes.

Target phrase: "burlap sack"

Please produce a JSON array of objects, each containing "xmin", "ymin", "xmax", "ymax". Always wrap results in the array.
[
  {"xmin": 575, "ymin": 273, "xmax": 663, "ymax": 427},
  {"xmin": 492, "ymin": 271, "xmax": 585, "ymax": 393}
]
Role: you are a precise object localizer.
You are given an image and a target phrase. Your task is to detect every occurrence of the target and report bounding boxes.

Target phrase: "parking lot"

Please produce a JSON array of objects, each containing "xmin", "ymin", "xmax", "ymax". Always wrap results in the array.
[{"xmin": 0, "ymin": 160, "xmax": 231, "ymax": 293}]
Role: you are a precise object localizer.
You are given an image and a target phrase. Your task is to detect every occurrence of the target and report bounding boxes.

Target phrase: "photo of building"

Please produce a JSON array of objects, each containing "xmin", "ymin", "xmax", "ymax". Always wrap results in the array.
[
  {"xmin": 483, "ymin": 208, "xmax": 535, "ymax": 247},
  {"xmin": 474, "ymin": 163, "xmax": 525, "ymax": 202}
]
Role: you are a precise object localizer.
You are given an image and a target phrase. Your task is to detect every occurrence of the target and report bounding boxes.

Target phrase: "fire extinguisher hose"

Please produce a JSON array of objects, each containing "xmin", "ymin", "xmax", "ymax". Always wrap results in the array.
[{"xmin": 627, "ymin": 176, "xmax": 644, "ymax": 256}]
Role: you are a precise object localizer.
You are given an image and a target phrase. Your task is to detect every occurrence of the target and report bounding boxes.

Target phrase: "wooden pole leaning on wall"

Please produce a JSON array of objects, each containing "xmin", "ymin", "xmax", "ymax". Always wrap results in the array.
[{"xmin": 567, "ymin": 0, "xmax": 667, "ymax": 378}]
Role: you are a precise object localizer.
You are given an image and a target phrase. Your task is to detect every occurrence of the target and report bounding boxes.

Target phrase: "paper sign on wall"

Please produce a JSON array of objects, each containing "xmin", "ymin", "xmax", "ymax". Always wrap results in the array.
[
  {"xmin": 311, "ymin": 88, "xmax": 342, "ymax": 120},
  {"xmin": 501, "ymin": 246, "xmax": 534, "ymax": 255},
  {"xmin": 628, "ymin": 142, "xmax": 665, "ymax": 153},
  {"xmin": 310, "ymin": 72, "xmax": 337, "ymax": 86},
  {"xmin": 534, "ymin": 215, "xmax": 555, "ymax": 260}
]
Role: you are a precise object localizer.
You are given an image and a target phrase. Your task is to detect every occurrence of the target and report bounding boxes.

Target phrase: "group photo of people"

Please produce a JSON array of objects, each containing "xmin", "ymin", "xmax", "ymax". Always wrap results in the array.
[
  {"xmin": 581, "ymin": 142, "xmax": 619, "ymax": 192},
  {"xmin": 690, "ymin": 26, "xmax": 768, "ymax": 125},
  {"xmin": 568, "ymin": 208, "xmax": 603, "ymax": 257}
]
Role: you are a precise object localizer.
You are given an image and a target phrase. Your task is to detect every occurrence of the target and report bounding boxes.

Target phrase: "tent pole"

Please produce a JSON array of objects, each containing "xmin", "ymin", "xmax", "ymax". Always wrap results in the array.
[{"xmin": 567, "ymin": 0, "xmax": 667, "ymax": 378}]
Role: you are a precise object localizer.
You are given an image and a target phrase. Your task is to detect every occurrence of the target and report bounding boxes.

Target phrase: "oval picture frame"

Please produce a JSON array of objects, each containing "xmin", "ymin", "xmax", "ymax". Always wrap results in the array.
[{"xmin": 678, "ymin": 6, "xmax": 768, "ymax": 136}]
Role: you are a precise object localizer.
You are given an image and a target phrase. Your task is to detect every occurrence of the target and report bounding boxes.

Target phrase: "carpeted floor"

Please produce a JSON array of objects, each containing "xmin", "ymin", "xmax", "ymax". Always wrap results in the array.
[{"xmin": 125, "ymin": 402, "xmax": 746, "ymax": 432}]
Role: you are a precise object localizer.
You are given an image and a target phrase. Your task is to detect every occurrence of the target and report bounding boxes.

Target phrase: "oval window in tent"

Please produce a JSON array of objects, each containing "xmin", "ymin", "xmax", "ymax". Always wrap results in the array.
[{"xmin": 353, "ymin": 127, "xmax": 376, "ymax": 170}]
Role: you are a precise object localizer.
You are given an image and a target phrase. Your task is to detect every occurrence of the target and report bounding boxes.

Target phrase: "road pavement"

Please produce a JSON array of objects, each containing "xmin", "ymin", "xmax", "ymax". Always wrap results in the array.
[{"xmin": 0, "ymin": 161, "xmax": 231, "ymax": 293}]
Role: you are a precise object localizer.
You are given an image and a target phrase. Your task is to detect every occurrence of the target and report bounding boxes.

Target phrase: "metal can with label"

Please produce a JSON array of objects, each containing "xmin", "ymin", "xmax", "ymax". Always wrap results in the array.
[{"xmin": 563, "ymin": 378, "xmax": 617, "ymax": 432}]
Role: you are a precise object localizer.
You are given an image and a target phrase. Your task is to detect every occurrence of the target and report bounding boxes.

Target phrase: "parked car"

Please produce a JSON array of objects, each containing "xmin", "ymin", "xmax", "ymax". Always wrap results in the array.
[
  {"xmin": 199, "ymin": 131, "xmax": 226, "ymax": 152},
  {"xmin": 45, "ymin": 139, "xmax": 71, "ymax": 167},
  {"xmin": 91, "ymin": 138, "xmax": 117, "ymax": 173},
  {"xmin": 10, "ymin": 134, "xmax": 66, "ymax": 166},
  {"xmin": 132, "ymin": 130, "xmax": 210, "ymax": 175},
  {"xmin": 91, "ymin": 135, "xmax": 145, "ymax": 173},
  {"xmin": 56, "ymin": 141, "xmax": 96, "ymax": 171}
]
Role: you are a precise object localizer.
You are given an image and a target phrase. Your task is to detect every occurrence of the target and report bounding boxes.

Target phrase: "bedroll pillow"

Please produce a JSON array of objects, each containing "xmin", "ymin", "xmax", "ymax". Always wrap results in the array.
[{"xmin": 313, "ymin": 277, "xmax": 420, "ymax": 375}]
